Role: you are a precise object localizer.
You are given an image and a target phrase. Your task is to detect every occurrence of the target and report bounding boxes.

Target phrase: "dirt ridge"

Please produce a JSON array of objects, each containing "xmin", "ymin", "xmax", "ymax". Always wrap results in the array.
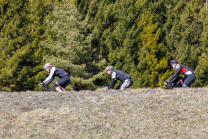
[{"xmin": 1, "ymin": 88, "xmax": 208, "ymax": 138}]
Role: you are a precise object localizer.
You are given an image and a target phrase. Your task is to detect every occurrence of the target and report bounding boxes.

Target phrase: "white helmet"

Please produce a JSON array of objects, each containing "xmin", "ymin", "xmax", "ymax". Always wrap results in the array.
[
  {"xmin": 44, "ymin": 63, "xmax": 52, "ymax": 69},
  {"xmin": 105, "ymin": 65, "xmax": 114, "ymax": 71}
]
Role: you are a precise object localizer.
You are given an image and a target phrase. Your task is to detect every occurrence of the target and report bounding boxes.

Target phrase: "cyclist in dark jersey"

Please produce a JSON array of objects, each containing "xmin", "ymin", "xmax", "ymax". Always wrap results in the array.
[
  {"xmin": 105, "ymin": 65, "xmax": 132, "ymax": 90},
  {"xmin": 39, "ymin": 63, "xmax": 70, "ymax": 92},
  {"xmin": 164, "ymin": 59, "xmax": 196, "ymax": 88}
]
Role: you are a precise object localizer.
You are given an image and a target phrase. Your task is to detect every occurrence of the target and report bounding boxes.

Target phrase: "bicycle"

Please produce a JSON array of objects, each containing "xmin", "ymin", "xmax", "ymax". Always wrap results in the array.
[
  {"xmin": 164, "ymin": 80, "xmax": 174, "ymax": 89},
  {"xmin": 39, "ymin": 85, "xmax": 54, "ymax": 91}
]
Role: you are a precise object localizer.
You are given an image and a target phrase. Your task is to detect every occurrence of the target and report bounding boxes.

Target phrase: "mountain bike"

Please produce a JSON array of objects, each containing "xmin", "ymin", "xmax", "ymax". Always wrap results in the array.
[
  {"xmin": 39, "ymin": 85, "xmax": 54, "ymax": 91},
  {"xmin": 165, "ymin": 80, "xmax": 174, "ymax": 89}
]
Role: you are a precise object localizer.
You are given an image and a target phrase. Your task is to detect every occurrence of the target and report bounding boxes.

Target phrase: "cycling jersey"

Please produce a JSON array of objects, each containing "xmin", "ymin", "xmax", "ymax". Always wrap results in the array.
[
  {"xmin": 108, "ymin": 70, "xmax": 131, "ymax": 89},
  {"xmin": 168, "ymin": 64, "xmax": 194, "ymax": 83},
  {"xmin": 41, "ymin": 67, "xmax": 69, "ymax": 85}
]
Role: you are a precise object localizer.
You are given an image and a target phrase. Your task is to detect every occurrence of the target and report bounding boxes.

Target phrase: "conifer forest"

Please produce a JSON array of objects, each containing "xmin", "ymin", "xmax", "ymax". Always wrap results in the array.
[{"xmin": 1, "ymin": 0, "xmax": 208, "ymax": 91}]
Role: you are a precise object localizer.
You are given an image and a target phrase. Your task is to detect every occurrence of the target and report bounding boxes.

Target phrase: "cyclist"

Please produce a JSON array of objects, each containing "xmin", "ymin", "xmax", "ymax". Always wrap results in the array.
[
  {"xmin": 39, "ymin": 63, "xmax": 70, "ymax": 92},
  {"xmin": 164, "ymin": 59, "xmax": 196, "ymax": 88},
  {"xmin": 105, "ymin": 65, "xmax": 132, "ymax": 90}
]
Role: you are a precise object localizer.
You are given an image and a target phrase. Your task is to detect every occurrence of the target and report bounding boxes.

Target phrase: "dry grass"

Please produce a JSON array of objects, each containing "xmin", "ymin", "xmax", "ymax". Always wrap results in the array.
[{"xmin": 1, "ymin": 88, "xmax": 208, "ymax": 138}]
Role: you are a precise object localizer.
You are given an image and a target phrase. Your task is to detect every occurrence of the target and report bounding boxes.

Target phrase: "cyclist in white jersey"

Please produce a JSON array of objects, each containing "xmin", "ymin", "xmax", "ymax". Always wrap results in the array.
[{"xmin": 39, "ymin": 63, "xmax": 70, "ymax": 92}]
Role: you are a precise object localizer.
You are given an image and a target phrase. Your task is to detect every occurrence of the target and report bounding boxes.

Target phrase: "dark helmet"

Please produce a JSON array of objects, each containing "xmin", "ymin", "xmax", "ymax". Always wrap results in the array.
[{"xmin": 170, "ymin": 59, "xmax": 178, "ymax": 65}]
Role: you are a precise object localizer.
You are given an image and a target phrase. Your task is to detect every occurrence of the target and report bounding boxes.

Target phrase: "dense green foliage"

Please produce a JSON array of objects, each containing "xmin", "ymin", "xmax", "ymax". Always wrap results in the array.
[
  {"xmin": 41, "ymin": 1, "xmax": 105, "ymax": 90},
  {"xmin": 0, "ymin": 0, "xmax": 208, "ymax": 91},
  {"xmin": 0, "ymin": 0, "xmax": 54, "ymax": 91}
]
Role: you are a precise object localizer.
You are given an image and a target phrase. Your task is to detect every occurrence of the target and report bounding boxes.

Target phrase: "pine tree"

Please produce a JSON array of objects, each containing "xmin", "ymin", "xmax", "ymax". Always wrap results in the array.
[
  {"xmin": 41, "ymin": 0, "xmax": 105, "ymax": 90},
  {"xmin": 0, "ymin": 0, "xmax": 54, "ymax": 91},
  {"xmin": 194, "ymin": 7, "xmax": 208, "ymax": 87},
  {"xmin": 136, "ymin": 11, "xmax": 168, "ymax": 88},
  {"xmin": 194, "ymin": 53, "xmax": 208, "ymax": 87}
]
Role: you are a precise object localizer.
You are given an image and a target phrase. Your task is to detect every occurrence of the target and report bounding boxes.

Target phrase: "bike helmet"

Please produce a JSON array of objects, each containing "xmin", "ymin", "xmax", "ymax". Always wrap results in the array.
[
  {"xmin": 170, "ymin": 59, "xmax": 178, "ymax": 65},
  {"xmin": 44, "ymin": 63, "xmax": 52, "ymax": 69},
  {"xmin": 105, "ymin": 65, "xmax": 114, "ymax": 71}
]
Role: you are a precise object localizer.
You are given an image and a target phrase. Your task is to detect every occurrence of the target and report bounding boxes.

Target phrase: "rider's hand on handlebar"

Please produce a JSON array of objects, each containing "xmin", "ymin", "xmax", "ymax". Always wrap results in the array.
[
  {"xmin": 39, "ymin": 83, "xmax": 44, "ymax": 87},
  {"xmin": 164, "ymin": 80, "xmax": 169, "ymax": 85}
]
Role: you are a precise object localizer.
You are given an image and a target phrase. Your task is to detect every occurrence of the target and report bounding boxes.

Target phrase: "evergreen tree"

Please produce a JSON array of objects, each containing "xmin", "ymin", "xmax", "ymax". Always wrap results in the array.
[
  {"xmin": 41, "ymin": 0, "xmax": 105, "ymax": 91},
  {"xmin": 137, "ymin": 12, "xmax": 168, "ymax": 88},
  {"xmin": 0, "ymin": 0, "xmax": 54, "ymax": 91},
  {"xmin": 194, "ymin": 6, "xmax": 208, "ymax": 87},
  {"xmin": 194, "ymin": 53, "xmax": 208, "ymax": 87},
  {"xmin": 1, "ymin": 0, "xmax": 208, "ymax": 91}
]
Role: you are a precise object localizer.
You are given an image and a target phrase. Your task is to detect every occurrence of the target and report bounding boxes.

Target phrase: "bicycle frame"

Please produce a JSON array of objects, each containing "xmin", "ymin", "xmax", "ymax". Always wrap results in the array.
[{"xmin": 40, "ymin": 85, "xmax": 54, "ymax": 91}]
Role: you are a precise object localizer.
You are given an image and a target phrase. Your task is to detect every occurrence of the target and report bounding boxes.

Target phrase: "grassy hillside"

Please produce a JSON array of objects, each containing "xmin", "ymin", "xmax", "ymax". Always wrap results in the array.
[{"xmin": 1, "ymin": 88, "xmax": 208, "ymax": 138}]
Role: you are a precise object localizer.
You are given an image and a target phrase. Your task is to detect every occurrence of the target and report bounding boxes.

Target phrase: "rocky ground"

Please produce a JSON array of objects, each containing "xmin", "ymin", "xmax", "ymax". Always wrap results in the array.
[{"xmin": 1, "ymin": 88, "xmax": 208, "ymax": 138}]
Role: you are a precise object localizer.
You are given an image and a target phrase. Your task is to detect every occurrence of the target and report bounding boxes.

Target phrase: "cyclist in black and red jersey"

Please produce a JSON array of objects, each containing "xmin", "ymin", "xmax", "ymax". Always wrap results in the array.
[
  {"xmin": 39, "ymin": 63, "xmax": 70, "ymax": 92},
  {"xmin": 164, "ymin": 59, "xmax": 196, "ymax": 88}
]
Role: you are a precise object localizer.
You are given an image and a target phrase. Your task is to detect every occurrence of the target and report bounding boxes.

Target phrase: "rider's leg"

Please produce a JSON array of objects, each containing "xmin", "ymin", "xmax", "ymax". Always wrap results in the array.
[
  {"xmin": 183, "ymin": 74, "xmax": 196, "ymax": 87},
  {"xmin": 182, "ymin": 84, "xmax": 188, "ymax": 88},
  {"xmin": 53, "ymin": 81, "xmax": 62, "ymax": 92},
  {"xmin": 61, "ymin": 77, "xmax": 71, "ymax": 91},
  {"xmin": 176, "ymin": 78, "xmax": 189, "ymax": 88},
  {"xmin": 60, "ymin": 86, "xmax": 66, "ymax": 91},
  {"xmin": 176, "ymin": 79, "xmax": 183, "ymax": 87},
  {"xmin": 55, "ymin": 76, "xmax": 70, "ymax": 92},
  {"xmin": 56, "ymin": 87, "xmax": 62, "ymax": 92},
  {"xmin": 120, "ymin": 78, "xmax": 132, "ymax": 90}
]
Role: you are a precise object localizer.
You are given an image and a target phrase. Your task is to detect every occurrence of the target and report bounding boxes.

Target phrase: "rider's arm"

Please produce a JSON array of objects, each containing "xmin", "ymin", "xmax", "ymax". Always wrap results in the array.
[
  {"xmin": 108, "ymin": 78, "xmax": 116, "ymax": 89},
  {"xmin": 41, "ymin": 67, "xmax": 55, "ymax": 85},
  {"xmin": 167, "ymin": 66, "xmax": 182, "ymax": 83},
  {"xmin": 108, "ymin": 71, "xmax": 116, "ymax": 89}
]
